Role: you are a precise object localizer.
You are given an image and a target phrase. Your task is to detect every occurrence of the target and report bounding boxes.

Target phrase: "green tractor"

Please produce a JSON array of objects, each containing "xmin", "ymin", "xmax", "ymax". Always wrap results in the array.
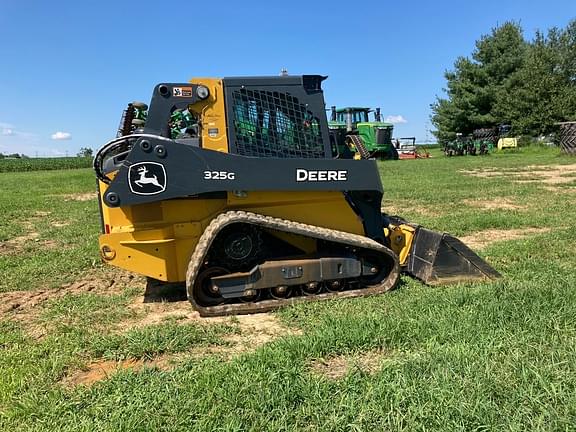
[
  {"xmin": 328, "ymin": 107, "xmax": 398, "ymax": 159},
  {"xmin": 444, "ymin": 133, "xmax": 469, "ymax": 156}
]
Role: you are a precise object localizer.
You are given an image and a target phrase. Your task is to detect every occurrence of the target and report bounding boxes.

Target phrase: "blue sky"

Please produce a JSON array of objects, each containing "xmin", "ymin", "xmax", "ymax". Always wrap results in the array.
[{"xmin": 0, "ymin": 0, "xmax": 574, "ymax": 156}]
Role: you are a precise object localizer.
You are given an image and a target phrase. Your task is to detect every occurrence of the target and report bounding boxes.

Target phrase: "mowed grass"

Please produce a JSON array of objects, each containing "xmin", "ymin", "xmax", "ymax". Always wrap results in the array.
[
  {"xmin": 0, "ymin": 169, "xmax": 100, "ymax": 292},
  {"xmin": 1, "ymin": 148, "xmax": 576, "ymax": 431}
]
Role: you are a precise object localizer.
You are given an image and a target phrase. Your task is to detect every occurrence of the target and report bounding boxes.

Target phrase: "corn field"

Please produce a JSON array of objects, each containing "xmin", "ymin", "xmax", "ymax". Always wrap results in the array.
[{"xmin": 0, "ymin": 157, "xmax": 92, "ymax": 173}]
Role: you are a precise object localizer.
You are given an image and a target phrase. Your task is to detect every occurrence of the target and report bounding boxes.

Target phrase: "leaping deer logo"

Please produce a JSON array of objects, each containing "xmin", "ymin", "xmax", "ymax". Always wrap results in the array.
[
  {"xmin": 128, "ymin": 162, "xmax": 166, "ymax": 195},
  {"xmin": 134, "ymin": 165, "xmax": 162, "ymax": 188}
]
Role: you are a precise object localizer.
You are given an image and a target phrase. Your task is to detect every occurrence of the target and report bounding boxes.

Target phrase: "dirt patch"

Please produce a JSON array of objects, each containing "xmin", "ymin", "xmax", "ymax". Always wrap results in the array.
[
  {"xmin": 460, "ymin": 164, "xmax": 576, "ymax": 186},
  {"xmin": 459, "ymin": 227, "xmax": 551, "ymax": 250},
  {"xmin": 382, "ymin": 203, "xmax": 440, "ymax": 218},
  {"xmin": 63, "ymin": 309, "xmax": 300, "ymax": 386},
  {"xmin": 220, "ymin": 313, "xmax": 300, "ymax": 354},
  {"xmin": 61, "ymin": 193, "xmax": 96, "ymax": 202},
  {"xmin": 0, "ymin": 269, "xmax": 143, "ymax": 337},
  {"xmin": 0, "ymin": 233, "xmax": 58, "ymax": 256},
  {"xmin": 463, "ymin": 198, "xmax": 526, "ymax": 210},
  {"xmin": 122, "ymin": 280, "xmax": 301, "ymax": 352},
  {"xmin": 460, "ymin": 168, "xmax": 505, "ymax": 178},
  {"xmin": 62, "ymin": 356, "xmax": 174, "ymax": 387},
  {"xmin": 123, "ymin": 290, "xmax": 300, "ymax": 355},
  {"xmin": 310, "ymin": 349, "xmax": 387, "ymax": 380},
  {"xmin": 1, "ymin": 232, "xmax": 39, "ymax": 247},
  {"xmin": 543, "ymin": 185, "xmax": 576, "ymax": 194},
  {"xmin": 50, "ymin": 221, "xmax": 70, "ymax": 228},
  {"xmin": 1, "ymin": 210, "xmax": 67, "ymax": 256}
]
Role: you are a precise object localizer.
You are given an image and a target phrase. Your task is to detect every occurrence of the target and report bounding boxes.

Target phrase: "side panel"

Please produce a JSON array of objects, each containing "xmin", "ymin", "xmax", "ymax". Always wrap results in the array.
[
  {"xmin": 98, "ymin": 191, "xmax": 364, "ymax": 282},
  {"xmin": 189, "ymin": 78, "xmax": 229, "ymax": 153}
]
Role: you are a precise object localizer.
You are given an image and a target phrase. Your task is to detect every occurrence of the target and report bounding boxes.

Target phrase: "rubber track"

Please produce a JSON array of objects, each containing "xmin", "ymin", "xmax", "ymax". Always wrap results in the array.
[
  {"xmin": 347, "ymin": 135, "xmax": 371, "ymax": 159},
  {"xmin": 186, "ymin": 211, "xmax": 400, "ymax": 317}
]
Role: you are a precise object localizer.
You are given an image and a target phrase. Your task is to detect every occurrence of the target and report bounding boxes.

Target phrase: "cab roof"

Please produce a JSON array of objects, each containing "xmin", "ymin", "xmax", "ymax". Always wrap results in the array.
[{"xmin": 335, "ymin": 107, "xmax": 371, "ymax": 113}]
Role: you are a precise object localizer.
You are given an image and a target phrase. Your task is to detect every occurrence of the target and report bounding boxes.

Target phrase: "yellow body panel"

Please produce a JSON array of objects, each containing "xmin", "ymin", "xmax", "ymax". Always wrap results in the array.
[
  {"xmin": 98, "ymin": 191, "xmax": 365, "ymax": 282},
  {"xmin": 188, "ymin": 78, "xmax": 228, "ymax": 153}
]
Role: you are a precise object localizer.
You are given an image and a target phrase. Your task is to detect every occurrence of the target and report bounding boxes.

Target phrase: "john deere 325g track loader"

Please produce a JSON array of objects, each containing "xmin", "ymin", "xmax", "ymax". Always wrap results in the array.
[{"xmin": 94, "ymin": 75, "xmax": 499, "ymax": 317}]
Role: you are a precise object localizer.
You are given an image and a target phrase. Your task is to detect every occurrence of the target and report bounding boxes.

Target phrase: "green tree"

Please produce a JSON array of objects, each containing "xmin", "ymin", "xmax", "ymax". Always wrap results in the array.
[
  {"xmin": 503, "ymin": 20, "xmax": 576, "ymax": 136},
  {"xmin": 77, "ymin": 147, "xmax": 93, "ymax": 158},
  {"xmin": 431, "ymin": 22, "xmax": 527, "ymax": 143}
]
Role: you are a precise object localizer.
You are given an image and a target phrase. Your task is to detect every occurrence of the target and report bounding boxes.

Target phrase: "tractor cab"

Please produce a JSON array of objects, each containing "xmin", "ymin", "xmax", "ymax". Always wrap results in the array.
[{"xmin": 331, "ymin": 107, "xmax": 370, "ymax": 131}]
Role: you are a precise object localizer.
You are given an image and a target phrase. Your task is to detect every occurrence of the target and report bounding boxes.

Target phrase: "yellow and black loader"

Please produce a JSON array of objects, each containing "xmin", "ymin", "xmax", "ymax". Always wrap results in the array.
[{"xmin": 94, "ymin": 75, "xmax": 499, "ymax": 316}]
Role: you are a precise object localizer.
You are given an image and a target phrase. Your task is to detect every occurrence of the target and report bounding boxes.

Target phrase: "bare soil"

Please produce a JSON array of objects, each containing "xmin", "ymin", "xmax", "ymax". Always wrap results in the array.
[
  {"xmin": 463, "ymin": 198, "xmax": 526, "ymax": 210},
  {"xmin": 0, "ymin": 233, "xmax": 58, "ymax": 256},
  {"xmin": 63, "ymin": 311, "xmax": 300, "ymax": 386},
  {"xmin": 309, "ymin": 349, "xmax": 387, "ymax": 380},
  {"xmin": 124, "ymin": 289, "xmax": 301, "ymax": 355},
  {"xmin": 460, "ymin": 163, "xmax": 576, "ymax": 186},
  {"xmin": 50, "ymin": 221, "xmax": 70, "ymax": 228},
  {"xmin": 61, "ymin": 357, "xmax": 174, "ymax": 387},
  {"xmin": 382, "ymin": 202, "xmax": 441, "ymax": 218},
  {"xmin": 61, "ymin": 193, "xmax": 96, "ymax": 202},
  {"xmin": 0, "ymin": 269, "xmax": 142, "ymax": 338},
  {"xmin": 460, "ymin": 227, "xmax": 551, "ymax": 250},
  {"xmin": 0, "ymin": 211, "xmax": 65, "ymax": 256}
]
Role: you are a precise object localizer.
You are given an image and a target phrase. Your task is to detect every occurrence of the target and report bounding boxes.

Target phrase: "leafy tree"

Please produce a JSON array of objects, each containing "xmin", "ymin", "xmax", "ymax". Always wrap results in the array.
[
  {"xmin": 77, "ymin": 147, "xmax": 93, "ymax": 158},
  {"xmin": 502, "ymin": 21, "xmax": 576, "ymax": 136},
  {"xmin": 432, "ymin": 22, "xmax": 527, "ymax": 143}
]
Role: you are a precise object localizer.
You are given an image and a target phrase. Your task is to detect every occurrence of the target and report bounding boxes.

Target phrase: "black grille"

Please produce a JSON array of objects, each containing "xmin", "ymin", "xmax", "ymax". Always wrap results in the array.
[{"xmin": 231, "ymin": 89, "xmax": 324, "ymax": 158}]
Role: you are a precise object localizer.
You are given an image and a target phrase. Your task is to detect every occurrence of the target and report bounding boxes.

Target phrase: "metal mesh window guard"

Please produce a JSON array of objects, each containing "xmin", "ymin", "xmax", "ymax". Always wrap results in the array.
[{"xmin": 231, "ymin": 89, "xmax": 324, "ymax": 158}]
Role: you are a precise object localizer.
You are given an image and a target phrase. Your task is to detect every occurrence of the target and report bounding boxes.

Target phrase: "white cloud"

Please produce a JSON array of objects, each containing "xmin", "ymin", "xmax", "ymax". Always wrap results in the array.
[
  {"xmin": 385, "ymin": 115, "xmax": 408, "ymax": 124},
  {"xmin": 51, "ymin": 131, "xmax": 72, "ymax": 140},
  {"xmin": 0, "ymin": 121, "xmax": 73, "ymax": 157},
  {"xmin": 0, "ymin": 122, "xmax": 14, "ymax": 136}
]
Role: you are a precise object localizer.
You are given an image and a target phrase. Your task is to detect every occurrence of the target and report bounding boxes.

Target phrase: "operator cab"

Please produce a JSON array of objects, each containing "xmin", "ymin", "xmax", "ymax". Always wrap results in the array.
[{"xmin": 335, "ymin": 107, "xmax": 371, "ymax": 131}]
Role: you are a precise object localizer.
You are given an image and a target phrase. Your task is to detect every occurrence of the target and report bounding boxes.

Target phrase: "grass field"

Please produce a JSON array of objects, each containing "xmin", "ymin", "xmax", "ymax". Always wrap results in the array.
[{"xmin": 1, "ymin": 146, "xmax": 576, "ymax": 431}]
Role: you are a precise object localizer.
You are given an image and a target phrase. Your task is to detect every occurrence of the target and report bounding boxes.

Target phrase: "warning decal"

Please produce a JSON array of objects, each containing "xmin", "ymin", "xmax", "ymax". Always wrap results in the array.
[{"xmin": 173, "ymin": 87, "xmax": 193, "ymax": 97}]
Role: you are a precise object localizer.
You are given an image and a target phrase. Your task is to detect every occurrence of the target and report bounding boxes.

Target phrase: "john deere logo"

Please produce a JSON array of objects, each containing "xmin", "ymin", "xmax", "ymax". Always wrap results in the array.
[{"xmin": 128, "ymin": 162, "xmax": 166, "ymax": 195}]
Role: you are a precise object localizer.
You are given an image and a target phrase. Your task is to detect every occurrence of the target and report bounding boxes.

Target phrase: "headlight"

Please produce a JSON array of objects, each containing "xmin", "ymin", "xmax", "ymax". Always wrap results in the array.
[{"xmin": 196, "ymin": 85, "xmax": 210, "ymax": 100}]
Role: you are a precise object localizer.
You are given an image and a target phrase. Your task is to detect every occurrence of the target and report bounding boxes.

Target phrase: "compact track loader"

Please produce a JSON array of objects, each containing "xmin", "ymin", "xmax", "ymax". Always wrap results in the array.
[{"xmin": 94, "ymin": 75, "xmax": 499, "ymax": 317}]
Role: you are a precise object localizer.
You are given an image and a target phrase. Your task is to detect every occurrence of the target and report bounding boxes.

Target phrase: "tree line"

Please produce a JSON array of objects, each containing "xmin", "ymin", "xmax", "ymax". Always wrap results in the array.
[
  {"xmin": 431, "ymin": 20, "xmax": 576, "ymax": 144},
  {"xmin": 0, "ymin": 147, "xmax": 93, "ymax": 159}
]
